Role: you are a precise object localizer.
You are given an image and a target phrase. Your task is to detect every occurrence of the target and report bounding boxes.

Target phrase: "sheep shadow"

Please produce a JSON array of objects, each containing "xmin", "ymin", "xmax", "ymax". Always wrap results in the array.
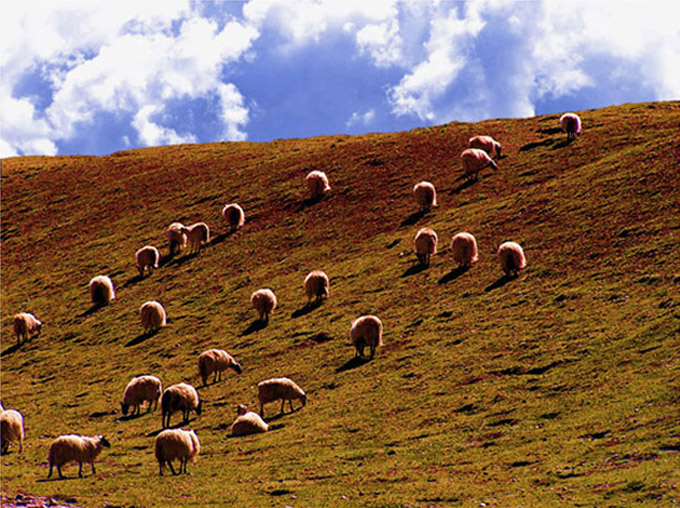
[
  {"xmin": 125, "ymin": 331, "xmax": 158, "ymax": 347},
  {"xmin": 210, "ymin": 230, "xmax": 236, "ymax": 247},
  {"xmin": 146, "ymin": 420, "xmax": 192, "ymax": 438},
  {"xmin": 241, "ymin": 319, "xmax": 267, "ymax": 336},
  {"xmin": 298, "ymin": 195, "xmax": 323, "ymax": 210},
  {"xmin": 336, "ymin": 356, "xmax": 370, "ymax": 373},
  {"xmin": 537, "ymin": 127, "xmax": 563, "ymax": 135},
  {"xmin": 1, "ymin": 343, "xmax": 22, "ymax": 357},
  {"xmin": 168, "ymin": 252, "xmax": 199, "ymax": 267},
  {"xmin": 401, "ymin": 264, "xmax": 428, "ymax": 278},
  {"xmin": 122, "ymin": 274, "xmax": 144, "ymax": 288},
  {"xmin": 399, "ymin": 210, "xmax": 427, "ymax": 228},
  {"xmin": 519, "ymin": 139, "xmax": 556, "ymax": 152},
  {"xmin": 291, "ymin": 301, "xmax": 322, "ymax": 318},
  {"xmin": 437, "ymin": 266, "xmax": 470, "ymax": 285},
  {"xmin": 551, "ymin": 139, "xmax": 573, "ymax": 150},
  {"xmin": 37, "ymin": 476, "xmax": 81, "ymax": 483},
  {"xmin": 78, "ymin": 304, "xmax": 105, "ymax": 318},
  {"xmin": 448, "ymin": 179, "xmax": 475, "ymax": 195},
  {"xmin": 484, "ymin": 274, "xmax": 515, "ymax": 292}
]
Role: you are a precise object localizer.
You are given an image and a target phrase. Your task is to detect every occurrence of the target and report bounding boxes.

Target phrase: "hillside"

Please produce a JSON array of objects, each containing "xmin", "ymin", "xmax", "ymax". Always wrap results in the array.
[{"xmin": 1, "ymin": 101, "xmax": 679, "ymax": 508}]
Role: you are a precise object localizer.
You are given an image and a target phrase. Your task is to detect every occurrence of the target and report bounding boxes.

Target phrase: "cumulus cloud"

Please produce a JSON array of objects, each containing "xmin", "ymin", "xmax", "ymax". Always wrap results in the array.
[{"xmin": 346, "ymin": 109, "xmax": 375, "ymax": 128}]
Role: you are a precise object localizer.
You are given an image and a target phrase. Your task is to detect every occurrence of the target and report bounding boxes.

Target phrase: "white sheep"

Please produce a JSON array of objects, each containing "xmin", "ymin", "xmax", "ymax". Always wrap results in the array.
[
  {"xmin": 161, "ymin": 383, "xmax": 202, "ymax": 428},
  {"xmin": 257, "ymin": 377, "xmax": 307, "ymax": 418},
  {"xmin": 13, "ymin": 312, "xmax": 42, "ymax": 345},
  {"xmin": 251, "ymin": 288, "xmax": 277, "ymax": 322},
  {"xmin": 306, "ymin": 170, "xmax": 331, "ymax": 199},
  {"xmin": 198, "ymin": 349, "xmax": 242, "ymax": 386},
  {"xmin": 413, "ymin": 181, "xmax": 438, "ymax": 212},
  {"xmin": 154, "ymin": 428, "xmax": 200, "ymax": 476},
  {"xmin": 222, "ymin": 203, "xmax": 245, "ymax": 232},
  {"xmin": 560, "ymin": 113, "xmax": 581, "ymax": 141},
  {"xmin": 180, "ymin": 222, "xmax": 210, "ymax": 254},
  {"xmin": 450, "ymin": 232, "xmax": 478, "ymax": 268},
  {"xmin": 469, "ymin": 135, "xmax": 502, "ymax": 158},
  {"xmin": 89, "ymin": 275, "xmax": 115, "ymax": 306},
  {"xmin": 0, "ymin": 409, "xmax": 25, "ymax": 454},
  {"xmin": 230, "ymin": 404, "xmax": 269, "ymax": 437},
  {"xmin": 47, "ymin": 434, "xmax": 110, "ymax": 479},
  {"xmin": 140, "ymin": 301, "xmax": 167, "ymax": 333},
  {"xmin": 350, "ymin": 315, "xmax": 383, "ymax": 359},
  {"xmin": 304, "ymin": 270, "xmax": 330, "ymax": 305},
  {"xmin": 120, "ymin": 375, "xmax": 163, "ymax": 416},
  {"xmin": 460, "ymin": 148, "xmax": 498, "ymax": 181},
  {"xmin": 135, "ymin": 245, "xmax": 160, "ymax": 277},
  {"xmin": 167, "ymin": 222, "xmax": 188, "ymax": 255},
  {"xmin": 498, "ymin": 241, "xmax": 527, "ymax": 277},
  {"xmin": 414, "ymin": 227, "xmax": 438, "ymax": 267}
]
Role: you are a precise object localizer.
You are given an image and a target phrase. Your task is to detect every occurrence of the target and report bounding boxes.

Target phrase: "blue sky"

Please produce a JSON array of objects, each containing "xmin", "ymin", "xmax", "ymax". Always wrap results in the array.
[{"xmin": 1, "ymin": 1, "xmax": 679, "ymax": 157}]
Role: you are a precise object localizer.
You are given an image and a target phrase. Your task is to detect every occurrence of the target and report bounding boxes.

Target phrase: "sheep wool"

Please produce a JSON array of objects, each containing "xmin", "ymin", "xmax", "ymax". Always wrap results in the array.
[
  {"xmin": 121, "ymin": 375, "xmax": 163, "ymax": 416},
  {"xmin": 257, "ymin": 378, "xmax": 307, "ymax": 418},
  {"xmin": 231, "ymin": 405, "xmax": 269, "ymax": 437},
  {"xmin": 350, "ymin": 315, "xmax": 384, "ymax": 359},
  {"xmin": 222, "ymin": 203, "xmax": 245, "ymax": 232},
  {"xmin": 161, "ymin": 383, "xmax": 202, "ymax": 428},
  {"xmin": 251, "ymin": 288, "xmax": 277, "ymax": 322},
  {"xmin": 498, "ymin": 241, "xmax": 527, "ymax": 277},
  {"xmin": 306, "ymin": 171, "xmax": 331, "ymax": 199},
  {"xmin": 414, "ymin": 227, "xmax": 438, "ymax": 267},
  {"xmin": 560, "ymin": 113, "xmax": 581, "ymax": 141},
  {"xmin": 140, "ymin": 301, "xmax": 167, "ymax": 333},
  {"xmin": 469, "ymin": 135, "xmax": 502, "ymax": 158},
  {"xmin": 154, "ymin": 428, "xmax": 200, "ymax": 475},
  {"xmin": 460, "ymin": 148, "xmax": 498, "ymax": 181},
  {"xmin": 167, "ymin": 222, "xmax": 187, "ymax": 255},
  {"xmin": 47, "ymin": 434, "xmax": 110, "ymax": 479},
  {"xmin": 0, "ymin": 409, "xmax": 25, "ymax": 454},
  {"xmin": 450, "ymin": 232, "xmax": 479, "ymax": 268},
  {"xmin": 13, "ymin": 312, "xmax": 42, "ymax": 345},
  {"xmin": 180, "ymin": 222, "xmax": 210, "ymax": 254},
  {"xmin": 304, "ymin": 270, "xmax": 330, "ymax": 304},
  {"xmin": 89, "ymin": 275, "xmax": 115, "ymax": 306},
  {"xmin": 135, "ymin": 245, "xmax": 160, "ymax": 277},
  {"xmin": 413, "ymin": 182, "xmax": 437, "ymax": 212},
  {"xmin": 198, "ymin": 349, "xmax": 242, "ymax": 386}
]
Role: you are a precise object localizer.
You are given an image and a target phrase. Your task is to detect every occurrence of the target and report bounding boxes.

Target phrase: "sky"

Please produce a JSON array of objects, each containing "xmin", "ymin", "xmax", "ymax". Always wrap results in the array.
[{"xmin": 1, "ymin": 1, "xmax": 679, "ymax": 158}]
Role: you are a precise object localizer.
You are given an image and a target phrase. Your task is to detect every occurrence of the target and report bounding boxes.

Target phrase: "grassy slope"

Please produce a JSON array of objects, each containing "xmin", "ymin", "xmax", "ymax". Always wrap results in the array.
[{"xmin": 1, "ymin": 101, "xmax": 679, "ymax": 507}]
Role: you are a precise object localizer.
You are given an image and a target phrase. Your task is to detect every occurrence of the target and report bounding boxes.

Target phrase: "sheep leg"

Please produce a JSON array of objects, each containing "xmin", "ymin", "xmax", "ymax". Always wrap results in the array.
[
  {"xmin": 370, "ymin": 346, "xmax": 376, "ymax": 359},
  {"xmin": 47, "ymin": 463, "xmax": 53, "ymax": 478},
  {"xmin": 260, "ymin": 403, "xmax": 265, "ymax": 417},
  {"xmin": 57, "ymin": 465, "xmax": 64, "ymax": 479},
  {"xmin": 167, "ymin": 460, "xmax": 178, "ymax": 475},
  {"xmin": 289, "ymin": 400, "xmax": 294, "ymax": 412},
  {"xmin": 91, "ymin": 462, "xmax": 96, "ymax": 476},
  {"xmin": 78, "ymin": 462, "xmax": 83, "ymax": 478},
  {"xmin": 213, "ymin": 371, "xmax": 218, "ymax": 384},
  {"xmin": 159, "ymin": 462, "xmax": 165, "ymax": 476},
  {"xmin": 280, "ymin": 399, "xmax": 285, "ymax": 414}
]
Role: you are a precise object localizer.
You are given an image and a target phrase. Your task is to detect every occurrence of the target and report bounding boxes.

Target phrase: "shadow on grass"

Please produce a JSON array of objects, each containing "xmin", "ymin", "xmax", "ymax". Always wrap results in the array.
[
  {"xmin": 336, "ymin": 356, "xmax": 370, "ymax": 373},
  {"xmin": 297, "ymin": 195, "xmax": 323, "ymax": 211},
  {"xmin": 210, "ymin": 230, "xmax": 235, "ymax": 247},
  {"xmin": 122, "ymin": 274, "xmax": 144, "ymax": 288},
  {"xmin": 448, "ymin": 179, "xmax": 475, "ymax": 195},
  {"xmin": 167, "ymin": 251, "xmax": 199, "ymax": 267},
  {"xmin": 78, "ymin": 304, "xmax": 106, "ymax": 318},
  {"xmin": 519, "ymin": 139, "xmax": 557, "ymax": 152},
  {"xmin": 37, "ymin": 476, "xmax": 81, "ymax": 483},
  {"xmin": 484, "ymin": 274, "xmax": 515, "ymax": 292},
  {"xmin": 291, "ymin": 300, "xmax": 322, "ymax": 318},
  {"xmin": 399, "ymin": 210, "xmax": 427, "ymax": 228},
  {"xmin": 551, "ymin": 139, "xmax": 572, "ymax": 150},
  {"xmin": 242, "ymin": 319, "xmax": 267, "ymax": 336},
  {"xmin": 438, "ymin": 266, "xmax": 470, "ymax": 285},
  {"xmin": 117, "ymin": 412, "xmax": 148, "ymax": 422},
  {"xmin": 125, "ymin": 331, "xmax": 158, "ymax": 347},
  {"xmin": 146, "ymin": 420, "xmax": 193, "ymax": 438},
  {"xmin": 1, "ymin": 343, "xmax": 22, "ymax": 357},
  {"xmin": 536, "ymin": 127, "xmax": 563, "ymax": 135},
  {"xmin": 401, "ymin": 264, "xmax": 428, "ymax": 278}
]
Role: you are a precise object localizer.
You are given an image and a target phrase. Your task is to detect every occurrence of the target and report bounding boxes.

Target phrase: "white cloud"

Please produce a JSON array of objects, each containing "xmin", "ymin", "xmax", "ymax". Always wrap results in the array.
[
  {"xmin": 346, "ymin": 109, "xmax": 375, "ymax": 128},
  {"xmin": 356, "ymin": 19, "xmax": 402, "ymax": 67},
  {"xmin": 132, "ymin": 105, "xmax": 197, "ymax": 146}
]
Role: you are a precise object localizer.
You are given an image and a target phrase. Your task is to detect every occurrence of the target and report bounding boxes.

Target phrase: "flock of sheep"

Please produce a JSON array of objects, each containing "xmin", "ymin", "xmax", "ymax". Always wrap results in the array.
[{"xmin": 1, "ymin": 113, "xmax": 582, "ymax": 478}]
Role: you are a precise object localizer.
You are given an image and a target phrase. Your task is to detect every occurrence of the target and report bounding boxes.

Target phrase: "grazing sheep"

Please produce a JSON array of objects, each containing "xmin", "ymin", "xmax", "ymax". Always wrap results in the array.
[
  {"xmin": 413, "ymin": 181, "xmax": 438, "ymax": 212},
  {"xmin": 198, "ymin": 349, "xmax": 242, "ymax": 386},
  {"xmin": 414, "ymin": 227, "xmax": 438, "ymax": 267},
  {"xmin": 306, "ymin": 170, "xmax": 331, "ymax": 199},
  {"xmin": 121, "ymin": 375, "xmax": 163, "ymax": 416},
  {"xmin": 498, "ymin": 241, "xmax": 527, "ymax": 277},
  {"xmin": 140, "ymin": 301, "xmax": 167, "ymax": 333},
  {"xmin": 251, "ymin": 288, "xmax": 277, "ymax": 322},
  {"xmin": 222, "ymin": 203, "xmax": 245, "ymax": 232},
  {"xmin": 154, "ymin": 428, "xmax": 200, "ymax": 476},
  {"xmin": 1, "ymin": 409, "xmax": 25, "ymax": 454},
  {"xmin": 47, "ymin": 434, "xmax": 110, "ymax": 479},
  {"xmin": 13, "ymin": 312, "xmax": 42, "ymax": 345},
  {"xmin": 461, "ymin": 148, "xmax": 498, "ymax": 181},
  {"xmin": 161, "ymin": 383, "xmax": 202, "ymax": 428},
  {"xmin": 560, "ymin": 113, "xmax": 581, "ymax": 141},
  {"xmin": 304, "ymin": 270, "xmax": 330, "ymax": 305},
  {"xmin": 230, "ymin": 404, "xmax": 269, "ymax": 437},
  {"xmin": 257, "ymin": 378, "xmax": 307, "ymax": 418},
  {"xmin": 135, "ymin": 245, "xmax": 160, "ymax": 277},
  {"xmin": 89, "ymin": 275, "xmax": 115, "ymax": 306},
  {"xmin": 167, "ymin": 222, "xmax": 187, "ymax": 255},
  {"xmin": 180, "ymin": 222, "xmax": 210, "ymax": 254},
  {"xmin": 450, "ymin": 232, "xmax": 479, "ymax": 268},
  {"xmin": 469, "ymin": 135, "xmax": 502, "ymax": 158},
  {"xmin": 350, "ymin": 315, "xmax": 383, "ymax": 359}
]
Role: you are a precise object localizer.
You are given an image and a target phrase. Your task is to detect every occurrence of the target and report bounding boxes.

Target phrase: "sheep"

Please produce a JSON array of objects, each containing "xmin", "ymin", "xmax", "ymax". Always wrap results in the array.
[
  {"xmin": 560, "ymin": 113, "xmax": 581, "ymax": 141},
  {"xmin": 450, "ymin": 232, "xmax": 479, "ymax": 268},
  {"xmin": 121, "ymin": 375, "xmax": 163, "ymax": 416},
  {"xmin": 230, "ymin": 404, "xmax": 269, "ymax": 437},
  {"xmin": 13, "ymin": 312, "xmax": 42, "ymax": 345},
  {"xmin": 460, "ymin": 148, "xmax": 498, "ymax": 181},
  {"xmin": 304, "ymin": 270, "xmax": 330, "ymax": 305},
  {"xmin": 498, "ymin": 241, "xmax": 527, "ymax": 277},
  {"xmin": 469, "ymin": 135, "xmax": 502, "ymax": 158},
  {"xmin": 0, "ymin": 409, "xmax": 25, "ymax": 454},
  {"xmin": 89, "ymin": 275, "xmax": 115, "ymax": 306},
  {"xmin": 140, "ymin": 301, "xmax": 167, "ymax": 333},
  {"xmin": 306, "ymin": 170, "xmax": 331, "ymax": 199},
  {"xmin": 251, "ymin": 288, "xmax": 277, "ymax": 322},
  {"xmin": 350, "ymin": 315, "xmax": 383, "ymax": 359},
  {"xmin": 257, "ymin": 378, "xmax": 306, "ymax": 418},
  {"xmin": 180, "ymin": 222, "xmax": 210, "ymax": 254},
  {"xmin": 222, "ymin": 203, "xmax": 245, "ymax": 232},
  {"xmin": 167, "ymin": 222, "xmax": 187, "ymax": 256},
  {"xmin": 161, "ymin": 383, "xmax": 202, "ymax": 428},
  {"xmin": 154, "ymin": 428, "xmax": 200, "ymax": 476},
  {"xmin": 413, "ymin": 181, "xmax": 438, "ymax": 212},
  {"xmin": 414, "ymin": 227, "xmax": 438, "ymax": 267},
  {"xmin": 47, "ymin": 434, "xmax": 110, "ymax": 479},
  {"xmin": 198, "ymin": 349, "xmax": 242, "ymax": 386},
  {"xmin": 135, "ymin": 245, "xmax": 160, "ymax": 277}
]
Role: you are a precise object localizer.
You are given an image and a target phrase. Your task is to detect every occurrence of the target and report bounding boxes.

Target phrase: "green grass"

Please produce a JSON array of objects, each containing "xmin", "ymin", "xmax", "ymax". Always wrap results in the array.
[{"xmin": 1, "ymin": 101, "xmax": 679, "ymax": 507}]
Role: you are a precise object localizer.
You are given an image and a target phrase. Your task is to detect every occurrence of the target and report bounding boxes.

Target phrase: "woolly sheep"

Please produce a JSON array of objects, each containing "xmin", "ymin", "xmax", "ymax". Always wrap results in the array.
[
  {"xmin": 230, "ymin": 404, "xmax": 269, "ymax": 437},
  {"xmin": 414, "ymin": 227, "xmax": 438, "ymax": 267},
  {"xmin": 461, "ymin": 148, "xmax": 498, "ymax": 182},
  {"xmin": 140, "ymin": 301, "xmax": 167, "ymax": 333},
  {"xmin": 306, "ymin": 170, "xmax": 331, "ymax": 199},
  {"xmin": 304, "ymin": 270, "xmax": 330, "ymax": 305},
  {"xmin": 450, "ymin": 232, "xmax": 478, "ymax": 268},
  {"xmin": 469, "ymin": 135, "xmax": 502, "ymax": 158},
  {"xmin": 198, "ymin": 349, "xmax": 242, "ymax": 386},
  {"xmin": 161, "ymin": 383, "xmax": 202, "ymax": 428},
  {"xmin": 413, "ymin": 181, "xmax": 438, "ymax": 212},
  {"xmin": 154, "ymin": 428, "xmax": 200, "ymax": 476},
  {"xmin": 89, "ymin": 275, "xmax": 115, "ymax": 306},
  {"xmin": 222, "ymin": 203, "xmax": 245, "ymax": 232},
  {"xmin": 1, "ymin": 409, "xmax": 25, "ymax": 454},
  {"xmin": 47, "ymin": 434, "xmax": 110, "ymax": 479},
  {"xmin": 121, "ymin": 375, "xmax": 163, "ymax": 416},
  {"xmin": 560, "ymin": 113, "xmax": 581, "ymax": 141},
  {"xmin": 498, "ymin": 241, "xmax": 527, "ymax": 277},
  {"xmin": 135, "ymin": 245, "xmax": 160, "ymax": 277},
  {"xmin": 167, "ymin": 222, "xmax": 187, "ymax": 255},
  {"xmin": 350, "ymin": 315, "xmax": 383, "ymax": 359},
  {"xmin": 251, "ymin": 288, "xmax": 277, "ymax": 322},
  {"xmin": 180, "ymin": 222, "xmax": 210, "ymax": 254},
  {"xmin": 13, "ymin": 312, "xmax": 42, "ymax": 345},
  {"xmin": 257, "ymin": 378, "xmax": 307, "ymax": 418}
]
